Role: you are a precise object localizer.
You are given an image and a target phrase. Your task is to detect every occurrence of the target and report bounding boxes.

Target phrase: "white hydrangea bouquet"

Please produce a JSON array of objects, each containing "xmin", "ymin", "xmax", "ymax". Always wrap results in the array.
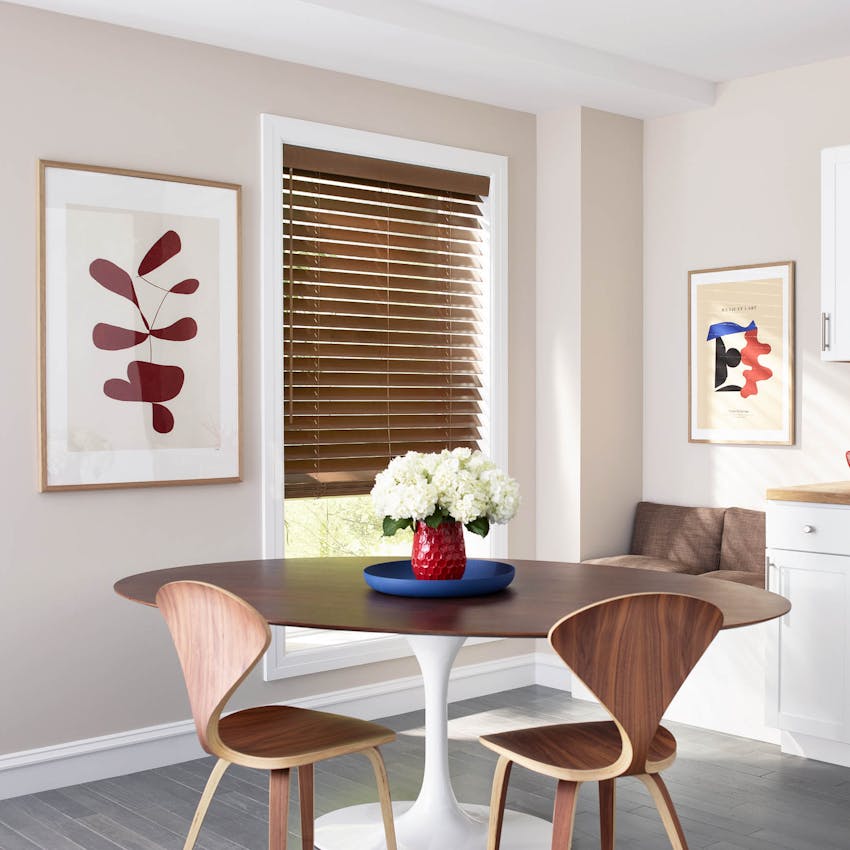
[{"xmin": 371, "ymin": 448, "xmax": 520, "ymax": 538}]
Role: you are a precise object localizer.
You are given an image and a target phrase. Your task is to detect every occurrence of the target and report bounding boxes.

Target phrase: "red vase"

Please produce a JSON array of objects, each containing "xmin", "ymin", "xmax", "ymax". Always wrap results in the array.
[{"xmin": 411, "ymin": 520, "xmax": 467, "ymax": 580}]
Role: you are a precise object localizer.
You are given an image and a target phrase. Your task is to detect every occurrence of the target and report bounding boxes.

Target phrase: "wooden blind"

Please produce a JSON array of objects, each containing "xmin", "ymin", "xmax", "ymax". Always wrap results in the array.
[{"xmin": 283, "ymin": 145, "xmax": 491, "ymax": 498}]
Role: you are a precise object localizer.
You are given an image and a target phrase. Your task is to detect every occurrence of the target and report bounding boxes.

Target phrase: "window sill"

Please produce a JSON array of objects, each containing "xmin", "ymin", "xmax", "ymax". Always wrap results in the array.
[{"xmin": 263, "ymin": 629, "xmax": 502, "ymax": 680}]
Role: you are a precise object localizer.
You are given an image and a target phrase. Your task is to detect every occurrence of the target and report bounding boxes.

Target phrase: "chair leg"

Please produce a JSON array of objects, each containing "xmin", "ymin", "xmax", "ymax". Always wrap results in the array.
[
  {"xmin": 298, "ymin": 764, "xmax": 314, "ymax": 850},
  {"xmin": 269, "ymin": 768, "xmax": 291, "ymax": 850},
  {"xmin": 551, "ymin": 780, "xmax": 580, "ymax": 850},
  {"xmin": 599, "ymin": 779, "xmax": 615, "ymax": 850},
  {"xmin": 183, "ymin": 758, "xmax": 229, "ymax": 850},
  {"xmin": 638, "ymin": 773, "xmax": 689, "ymax": 850},
  {"xmin": 486, "ymin": 756, "xmax": 513, "ymax": 850},
  {"xmin": 363, "ymin": 747, "xmax": 397, "ymax": 850}
]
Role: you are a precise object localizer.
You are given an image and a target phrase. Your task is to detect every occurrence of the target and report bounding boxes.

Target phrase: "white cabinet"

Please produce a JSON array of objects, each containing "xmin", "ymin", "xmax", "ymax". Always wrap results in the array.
[
  {"xmin": 767, "ymin": 499, "xmax": 850, "ymax": 765},
  {"xmin": 821, "ymin": 145, "xmax": 850, "ymax": 360}
]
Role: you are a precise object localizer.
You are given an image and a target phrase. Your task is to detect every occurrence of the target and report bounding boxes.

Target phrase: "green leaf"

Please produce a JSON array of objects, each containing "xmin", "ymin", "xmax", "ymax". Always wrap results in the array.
[
  {"xmin": 465, "ymin": 516, "xmax": 490, "ymax": 538},
  {"xmin": 383, "ymin": 516, "xmax": 412, "ymax": 536},
  {"xmin": 424, "ymin": 512, "xmax": 445, "ymax": 529}
]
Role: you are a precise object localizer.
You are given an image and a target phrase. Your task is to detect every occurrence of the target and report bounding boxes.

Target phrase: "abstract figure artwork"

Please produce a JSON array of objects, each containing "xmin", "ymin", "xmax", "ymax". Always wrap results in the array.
[
  {"xmin": 90, "ymin": 231, "xmax": 198, "ymax": 434},
  {"xmin": 39, "ymin": 162, "xmax": 241, "ymax": 490},
  {"xmin": 689, "ymin": 262, "xmax": 794, "ymax": 446}
]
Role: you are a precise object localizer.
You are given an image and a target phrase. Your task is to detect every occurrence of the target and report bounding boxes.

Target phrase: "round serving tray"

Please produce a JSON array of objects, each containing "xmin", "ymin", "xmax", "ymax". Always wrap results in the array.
[{"xmin": 363, "ymin": 559, "xmax": 515, "ymax": 598}]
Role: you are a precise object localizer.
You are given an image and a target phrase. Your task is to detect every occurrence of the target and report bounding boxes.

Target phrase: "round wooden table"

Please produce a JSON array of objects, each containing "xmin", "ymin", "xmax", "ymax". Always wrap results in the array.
[{"xmin": 116, "ymin": 557, "xmax": 789, "ymax": 850}]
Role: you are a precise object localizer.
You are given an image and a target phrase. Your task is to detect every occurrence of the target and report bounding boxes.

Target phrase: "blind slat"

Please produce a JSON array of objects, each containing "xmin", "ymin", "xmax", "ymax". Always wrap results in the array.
[
  {"xmin": 284, "ymin": 311, "xmax": 480, "ymax": 337},
  {"xmin": 290, "ymin": 237, "xmax": 483, "ymax": 269},
  {"xmin": 288, "ymin": 282, "xmax": 481, "ymax": 309},
  {"xmin": 289, "ymin": 224, "xmax": 483, "ymax": 256},
  {"xmin": 283, "ymin": 145, "xmax": 490, "ymax": 196},
  {"xmin": 288, "ymin": 385, "xmax": 483, "ymax": 403},
  {"xmin": 288, "ymin": 176, "xmax": 483, "ymax": 216},
  {"xmin": 291, "ymin": 208, "xmax": 482, "ymax": 240},
  {"xmin": 287, "ymin": 413, "xmax": 481, "ymax": 430},
  {"xmin": 289, "ymin": 266, "xmax": 481, "ymax": 296},
  {"xmin": 289, "ymin": 252, "xmax": 483, "ymax": 282},
  {"xmin": 286, "ymin": 441, "xmax": 480, "ymax": 468},
  {"xmin": 285, "ymin": 341, "xmax": 480, "ymax": 360}
]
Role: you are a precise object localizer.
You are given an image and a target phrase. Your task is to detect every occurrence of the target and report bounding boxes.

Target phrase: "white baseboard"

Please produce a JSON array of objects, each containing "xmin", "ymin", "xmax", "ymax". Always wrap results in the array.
[
  {"xmin": 0, "ymin": 647, "xmax": 782, "ymax": 801},
  {"xmin": 0, "ymin": 652, "xmax": 537, "ymax": 801},
  {"xmin": 781, "ymin": 731, "xmax": 850, "ymax": 767},
  {"xmin": 532, "ymin": 651, "xmax": 571, "ymax": 692}
]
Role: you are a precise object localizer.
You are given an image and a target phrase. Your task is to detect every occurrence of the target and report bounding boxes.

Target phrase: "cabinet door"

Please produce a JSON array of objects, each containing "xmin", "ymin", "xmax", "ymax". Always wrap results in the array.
[
  {"xmin": 822, "ymin": 145, "xmax": 850, "ymax": 360},
  {"xmin": 768, "ymin": 548, "xmax": 850, "ymax": 741}
]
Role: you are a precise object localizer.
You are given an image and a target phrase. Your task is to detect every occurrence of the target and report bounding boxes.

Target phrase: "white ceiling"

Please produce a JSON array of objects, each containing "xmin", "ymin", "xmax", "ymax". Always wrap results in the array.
[{"xmin": 10, "ymin": 0, "xmax": 850, "ymax": 117}]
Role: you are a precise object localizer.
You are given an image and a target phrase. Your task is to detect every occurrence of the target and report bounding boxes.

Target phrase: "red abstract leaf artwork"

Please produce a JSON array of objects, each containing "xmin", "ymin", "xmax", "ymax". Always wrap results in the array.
[
  {"xmin": 89, "ymin": 259, "xmax": 140, "ymax": 308},
  {"xmin": 138, "ymin": 230, "xmax": 181, "ymax": 276},
  {"xmin": 149, "ymin": 317, "xmax": 197, "ymax": 341},
  {"xmin": 170, "ymin": 278, "xmax": 199, "ymax": 294},
  {"xmin": 104, "ymin": 361, "xmax": 185, "ymax": 403},
  {"xmin": 90, "ymin": 229, "xmax": 199, "ymax": 434},
  {"xmin": 92, "ymin": 323, "xmax": 149, "ymax": 351},
  {"xmin": 104, "ymin": 361, "xmax": 185, "ymax": 434}
]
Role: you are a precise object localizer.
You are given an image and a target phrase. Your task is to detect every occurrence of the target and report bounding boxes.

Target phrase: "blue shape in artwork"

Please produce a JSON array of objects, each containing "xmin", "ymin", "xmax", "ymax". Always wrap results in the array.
[{"xmin": 706, "ymin": 320, "xmax": 757, "ymax": 341}]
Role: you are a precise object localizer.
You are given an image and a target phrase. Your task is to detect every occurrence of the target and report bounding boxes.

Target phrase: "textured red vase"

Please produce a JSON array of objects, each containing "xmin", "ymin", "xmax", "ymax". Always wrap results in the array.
[{"xmin": 411, "ymin": 520, "xmax": 467, "ymax": 580}]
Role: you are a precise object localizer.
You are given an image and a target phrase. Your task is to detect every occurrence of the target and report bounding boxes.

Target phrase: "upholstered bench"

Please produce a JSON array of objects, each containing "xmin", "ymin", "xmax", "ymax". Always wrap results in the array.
[{"xmin": 583, "ymin": 501, "xmax": 765, "ymax": 587}]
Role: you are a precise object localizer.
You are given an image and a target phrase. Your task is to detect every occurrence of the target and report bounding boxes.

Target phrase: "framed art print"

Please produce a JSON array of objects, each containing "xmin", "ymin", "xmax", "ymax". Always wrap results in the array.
[
  {"xmin": 689, "ymin": 261, "xmax": 795, "ymax": 446},
  {"xmin": 38, "ymin": 161, "xmax": 241, "ymax": 490}
]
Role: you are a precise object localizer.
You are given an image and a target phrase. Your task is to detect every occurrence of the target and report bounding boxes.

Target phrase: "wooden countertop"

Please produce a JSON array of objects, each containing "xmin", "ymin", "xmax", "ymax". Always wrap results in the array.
[{"xmin": 766, "ymin": 481, "xmax": 850, "ymax": 505}]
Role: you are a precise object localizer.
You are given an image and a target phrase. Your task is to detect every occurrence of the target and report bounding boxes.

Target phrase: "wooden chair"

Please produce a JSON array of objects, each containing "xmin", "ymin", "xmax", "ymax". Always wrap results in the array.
[
  {"xmin": 479, "ymin": 592, "xmax": 723, "ymax": 850},
  {"xmin": 156, "ymin": 580, "xmax": 398, "ymax": 850}
]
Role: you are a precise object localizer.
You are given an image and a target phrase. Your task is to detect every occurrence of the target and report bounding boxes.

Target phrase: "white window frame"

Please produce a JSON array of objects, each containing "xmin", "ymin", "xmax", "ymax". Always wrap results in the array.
[{"xmin": 260, "ymin": 114, "xmax": 509, "ymax": 680}]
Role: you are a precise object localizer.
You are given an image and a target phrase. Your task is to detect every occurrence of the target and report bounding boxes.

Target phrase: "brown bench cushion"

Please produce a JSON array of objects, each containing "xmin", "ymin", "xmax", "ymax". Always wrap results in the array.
[
  {"xmin": 583, "ymin": 554, "xmax": 693, "ymax": 573},
  {"xmin": 719, "ymin": 507, "xmax": 766, "ymax": 574},
  {"xmin": 630, "ymin": 501, "xmax": 725, "ymax": 574},
  {"xmin": 701, "ymin": 569, "xmax": 765, "ymax": 588}
]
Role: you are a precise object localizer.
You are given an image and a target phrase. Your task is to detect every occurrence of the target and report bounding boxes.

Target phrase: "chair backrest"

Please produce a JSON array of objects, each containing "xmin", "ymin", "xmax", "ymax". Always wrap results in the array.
[
  {"xmin": 156, "ymin": 580, "xmax": 271, "ymax": 754},
  {"xmin": 548, "ymin": 593, "xmax": 722, "ymax": 776}
]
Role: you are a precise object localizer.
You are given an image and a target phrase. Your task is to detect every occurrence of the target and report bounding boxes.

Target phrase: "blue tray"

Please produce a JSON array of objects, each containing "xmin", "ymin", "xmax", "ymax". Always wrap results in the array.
[{"xmin": 363, "ymin": 559, "xmax": 515, "ymax": 598}]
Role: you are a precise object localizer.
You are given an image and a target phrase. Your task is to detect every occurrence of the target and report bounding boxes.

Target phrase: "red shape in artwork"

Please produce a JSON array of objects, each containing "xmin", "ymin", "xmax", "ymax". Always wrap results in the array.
[
  {"xmin": 89, "ymin": 259, "xmax": 139, "ymax": 308},
  {"xmin": 138, "ymin": 230, "xmax": 181, "ymax": 276},
  {"xmin": 170, "ymin": 278, "xmax": 199, "ymax": 294},
  {"xmin": 92, "ymin": 323, "xmax": 149, "ymax": 351},
  {"xmin": 91, "ymin": 229, "xmax": 198, "ymax": 435},
  {"xmin": 740, "ymin": 328, "xmax": 772, "ymax": 398},
  {"xmin": 151, "ymin": 404, "xmax": 175, "ymax": 434},
  {"xmin": 104, "ymin": 360, "xmax": 184, "ymax": 404},
  {"xmin": 149, "ymin": 317, "xmax": 198, "ymax": 341}
]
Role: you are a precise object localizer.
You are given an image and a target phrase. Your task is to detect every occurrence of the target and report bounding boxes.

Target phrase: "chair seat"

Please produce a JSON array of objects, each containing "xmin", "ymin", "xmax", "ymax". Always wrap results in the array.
[
  {"xmin": 480, "ymin": 720, "xmax": 677, "ymax": 780},
  {"xmin": 218, "ymin": 705, "xmax": 395, "ymax": 769}
]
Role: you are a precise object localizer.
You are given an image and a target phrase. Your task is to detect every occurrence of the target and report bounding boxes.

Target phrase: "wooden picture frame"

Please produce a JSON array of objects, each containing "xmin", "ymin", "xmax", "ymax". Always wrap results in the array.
[
  {"xmin": 688, "ymin": 261, "xmax": 795, "ymax": 446},
  {"xmin": 38, "ymin": 161, "xmax": 241, "ymax": 490}
]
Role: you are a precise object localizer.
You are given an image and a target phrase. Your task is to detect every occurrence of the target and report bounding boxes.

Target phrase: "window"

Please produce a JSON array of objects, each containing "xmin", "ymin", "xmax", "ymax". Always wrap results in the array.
[
  {"xmin": 260, "ymin": 116, "xmax": 508, "ymax": 679},
  {"xmin": 281, "ymin": 145, "xmax": 490, "ymax": 499}
]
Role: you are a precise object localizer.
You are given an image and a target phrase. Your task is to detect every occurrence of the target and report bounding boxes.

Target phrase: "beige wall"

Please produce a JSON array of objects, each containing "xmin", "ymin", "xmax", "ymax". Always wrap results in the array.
[
  {"xmin": 579, "ymin": 109, "xmax": 643, "ymax": 558},
  {"xmin": 536, "ymin": 107, "xmax": 643, "ymax": 563},
  {"xmin": 644, "ymin": 56, "xmax": 850, "ymax": 508},
  {"xmin": 0, "ymin": 2, "xmax": 537, "ymax": 755}
]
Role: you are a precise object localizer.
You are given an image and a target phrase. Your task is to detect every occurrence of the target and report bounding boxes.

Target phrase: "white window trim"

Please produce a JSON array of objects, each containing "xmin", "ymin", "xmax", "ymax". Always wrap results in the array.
[{"xmin": 260, "ymin": 114, "xmax": 509, "ymax": 680}]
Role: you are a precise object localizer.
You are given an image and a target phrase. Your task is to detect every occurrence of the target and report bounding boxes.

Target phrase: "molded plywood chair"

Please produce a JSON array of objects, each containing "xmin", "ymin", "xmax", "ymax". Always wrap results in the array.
[
  {"xmin": 479, "ymin": 593, "xmax": 723, "ymax": 850},
  {"xmin": 156, "ymin": 580, "xmax": 398, "ymax": 850}
]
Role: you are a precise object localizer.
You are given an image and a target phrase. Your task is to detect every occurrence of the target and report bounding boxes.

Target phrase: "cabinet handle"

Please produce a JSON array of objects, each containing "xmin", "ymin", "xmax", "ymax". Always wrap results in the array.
[
  {"xmin": 801, "ymin": 524, "xmax": 815, "ymax": 534},
  {"xmin": 822, "ymin": 312, "xmax": 831, "ymax": 352}
]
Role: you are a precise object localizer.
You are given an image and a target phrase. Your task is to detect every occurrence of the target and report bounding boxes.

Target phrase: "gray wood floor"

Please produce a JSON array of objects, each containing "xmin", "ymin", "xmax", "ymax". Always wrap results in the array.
[{"xmin": 2, "ymin": 685, "xmax": 849, "ymax": 849}]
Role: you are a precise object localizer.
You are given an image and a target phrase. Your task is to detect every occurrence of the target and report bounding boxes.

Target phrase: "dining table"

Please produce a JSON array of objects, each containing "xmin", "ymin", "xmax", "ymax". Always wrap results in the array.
[{"xmin": 115, "ymin": 556, "xmax": 790, "ymax": 850}]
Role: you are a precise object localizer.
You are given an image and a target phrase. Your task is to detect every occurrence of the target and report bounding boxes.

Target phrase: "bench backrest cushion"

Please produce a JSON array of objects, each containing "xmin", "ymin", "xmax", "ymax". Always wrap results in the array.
[
  {"xmin": 630, "ymin": 501, "xmax": 725, "ymax": 574},
  {"xmin": 719, "ymin": 507, "xmax": 766, "ymax": 574}
]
